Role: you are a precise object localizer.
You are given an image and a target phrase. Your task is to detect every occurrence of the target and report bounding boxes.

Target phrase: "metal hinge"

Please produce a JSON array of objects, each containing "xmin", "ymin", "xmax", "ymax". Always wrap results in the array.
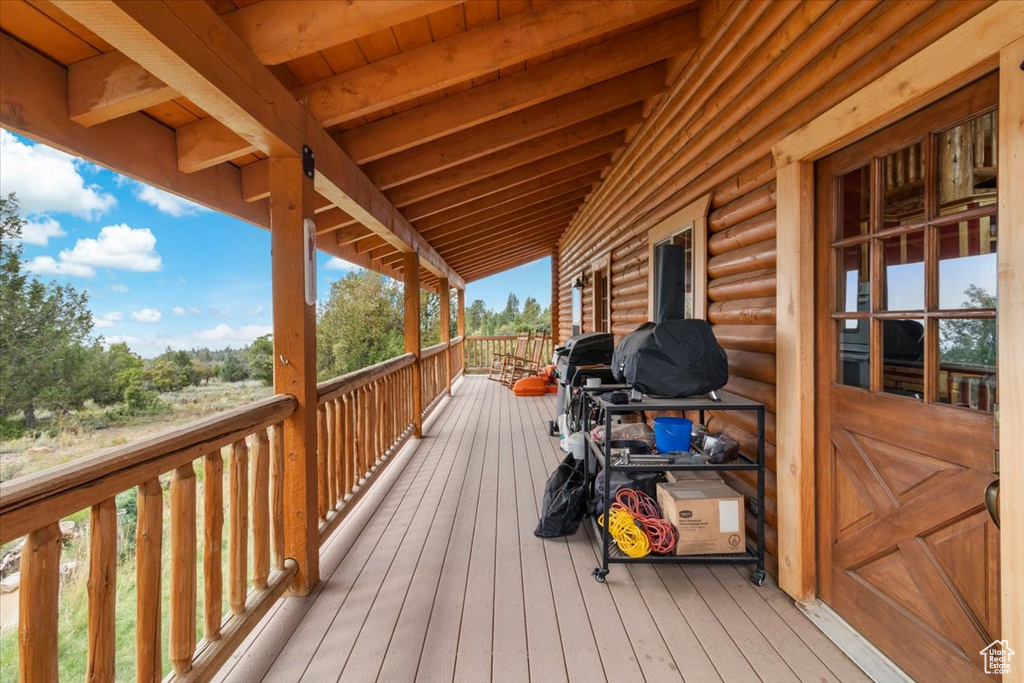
[
  {"xmin": 302, "ymin": 145, "xmax": 315, "ymax": 179},
  {"xmin": 993, "ymin": 450, "xmax": 1000, "ymax": 475}
]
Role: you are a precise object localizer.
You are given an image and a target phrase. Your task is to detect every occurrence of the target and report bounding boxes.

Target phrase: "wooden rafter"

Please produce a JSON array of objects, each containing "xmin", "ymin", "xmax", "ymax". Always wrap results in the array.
[
  {"xmin": 462, "ymin": 250, "xmax": 555, "ymax": 282},
  {"xmin": 399, "ymin": 147, "xmax": 615, "ymax": 218},
  {"xmin": 335, "ymin": 12, "xmax": 698, "ymax": 163},
  {"xmin": 51, "ymin": 0, "xmax": 464, "ymax": 288},
  {"xmin": 424, "ymin": 192, "xmax": 591, "ymax": 244},
  {"xmin": 416, "ymin": 174, "xmax": 601, "ymax": 234},
  {"xmin": 385, "ymin": 108, "xmax": 641, "ymax": 207},
  {"xmin": 432, "ymin": 208, "xmax": 580, "ymax": 252},
  {"xmin": 363, "ymin": 65, "xmax": 666, "ymax": 190},
  {"xmin": 221, "ymin": 0, "xmax": 463, "ymax": 65},
  {"xmin": 295, "ymin": 0, "xmax": 684, "ymax": 127}
]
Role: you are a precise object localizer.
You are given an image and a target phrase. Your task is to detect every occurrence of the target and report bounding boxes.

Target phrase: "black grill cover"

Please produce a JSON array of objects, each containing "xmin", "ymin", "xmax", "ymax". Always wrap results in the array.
[{"xmin": 611, "ymin": 320, "xmax": 728, "ymax": 397}]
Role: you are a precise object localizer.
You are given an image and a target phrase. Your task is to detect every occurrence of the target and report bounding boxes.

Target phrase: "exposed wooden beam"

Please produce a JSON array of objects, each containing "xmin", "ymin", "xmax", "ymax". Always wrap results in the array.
[
  {"xmin": 450, "ymin": 230, "xmax": 567, "ymax": 269},
  {"xmin": 433, "ymin": 207, "xmax": 579, "ymax": 251},
  {"xmin": 365, "ymin": 65, "xmax": 665, "ymax": 190},
  {"xmin": 53, "ymin": 0, "xmax": 464, "ymax": 288},
  {"xmin": 295, "ymin": 0, "xmax": 683, "ymax": 127},
  {"xmin": 335, "ymin": 12, "xmax": 699, "ymax": 163},
  {"xmin": 240, "ymin": 159, "xmax": 336, "ymax": 212},
  {"xmin": 0, "ymin": 33, "xmax": 267, "ymax": 229},
  {"xmin": 222, "ymin": 0, "xmax": 463, "ymax": 65},
  {"xmin": 450, "ymin": 237, "xmax": 564, "ymax": 275},
  {"xmin": 399, "ymin": 146, "xmax": 615, "ymax": 217},
  {"xmin": 411, "ymin": 164, "xmax": 604, "ymax": 231},
  {"xmin": 463, "ymin": 250, "xmax": 554, "ymax": 283},
  {"xmin": 418, "ymin": 175, "xmax": 600, "ymax": 235},
  {"xmin": 179, "ymin": 116, "xmax": 259, "ymax": 173},
  {"xmin": 385, "ymin": 106, "xmax": 642, "ymax": 206},
  {"xmin": 69, "ymin": 50, "xmax": 178, "ymax": 126},
  {"xmin": 425, "ymin": 192, "xmax": 590, "ymax": 244}
]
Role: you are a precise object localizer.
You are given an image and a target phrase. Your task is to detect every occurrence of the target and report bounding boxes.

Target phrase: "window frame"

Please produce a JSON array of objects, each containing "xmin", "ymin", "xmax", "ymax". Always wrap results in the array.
[
  {"xmin": 647, "ymin": 193, "xmax": 711, "ymax": 321},
  {"xmin": 590, "ymin": 253, "xmax": 611, "ymax": 333}
]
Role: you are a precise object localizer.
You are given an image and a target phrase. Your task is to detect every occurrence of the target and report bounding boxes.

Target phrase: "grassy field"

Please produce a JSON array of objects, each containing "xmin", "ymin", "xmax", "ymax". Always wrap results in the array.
[
  {"xmin": 0, "ymin": 379, "xmax": 273, "ymax": 481},
  {"xmin": 0, "ymin": 380, "xmax": 274, "ymax": 681}
]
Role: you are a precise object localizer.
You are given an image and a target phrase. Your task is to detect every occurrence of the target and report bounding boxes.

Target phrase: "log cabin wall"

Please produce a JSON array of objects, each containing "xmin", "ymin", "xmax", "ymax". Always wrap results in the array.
[{"xmin": 555, "ymin": 0, "xmax": 995, "ymax": 577}]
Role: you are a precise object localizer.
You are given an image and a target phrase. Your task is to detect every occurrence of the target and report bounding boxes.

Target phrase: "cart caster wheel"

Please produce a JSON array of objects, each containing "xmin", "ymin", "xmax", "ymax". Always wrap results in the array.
[
  {"xmin": 751, "ymin": 570, "xmax": 766, "ymax": 586},
  {"xmin": 592, "ymin": 568, "xmax": 608, "ymax": 583}
]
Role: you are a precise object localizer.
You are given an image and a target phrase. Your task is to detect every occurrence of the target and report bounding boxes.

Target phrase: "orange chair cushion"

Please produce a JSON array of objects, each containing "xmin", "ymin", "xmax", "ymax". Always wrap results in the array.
[
  {"xmin": 546, "ymin": 384, "xmax": 558, "ymax": 394},
  {"xmin": 513, "ymin": 376, "xmax": 548, "ymax": 396}
]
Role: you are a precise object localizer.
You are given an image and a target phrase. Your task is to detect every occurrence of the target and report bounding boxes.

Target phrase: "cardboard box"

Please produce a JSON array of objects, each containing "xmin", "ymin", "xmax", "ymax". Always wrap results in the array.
[
  {"xmin": 664, "ymin": 470, "xmax": 721, "ymax": 484},
  {"xmin": 657, "ymin": 480, "xmax": 745, "ymax": 555}
]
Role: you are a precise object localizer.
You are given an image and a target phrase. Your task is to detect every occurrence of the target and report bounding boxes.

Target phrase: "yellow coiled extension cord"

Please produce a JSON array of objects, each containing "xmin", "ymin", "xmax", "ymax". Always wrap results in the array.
[{"xmin": 598, "ymin": 507, "xmax": 650, "ymax": 558}]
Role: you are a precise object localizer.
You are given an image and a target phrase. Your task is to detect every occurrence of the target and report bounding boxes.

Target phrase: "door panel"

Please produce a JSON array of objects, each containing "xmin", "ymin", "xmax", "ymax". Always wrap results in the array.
[{"xmin": 816, "ymin": 74, "xmax": 999, "ymax": 683}]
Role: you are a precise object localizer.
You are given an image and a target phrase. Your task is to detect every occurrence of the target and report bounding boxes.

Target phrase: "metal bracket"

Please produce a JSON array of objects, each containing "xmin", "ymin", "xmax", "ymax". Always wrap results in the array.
[{"xmin": 302, "ymin": 145, "xmax": 315, "ymax": 179}]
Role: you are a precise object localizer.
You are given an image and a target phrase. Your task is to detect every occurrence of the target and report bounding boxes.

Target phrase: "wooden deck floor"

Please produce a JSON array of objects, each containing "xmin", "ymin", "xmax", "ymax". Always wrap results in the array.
[{"xmin": 217, "ymin": 376, "xmax": 870, "ymax": 683}]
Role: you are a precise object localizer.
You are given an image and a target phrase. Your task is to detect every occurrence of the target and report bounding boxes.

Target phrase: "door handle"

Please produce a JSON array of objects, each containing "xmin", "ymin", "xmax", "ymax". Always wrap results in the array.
[{"xmin": 985, "ymin": 480, "xmax": 999, "ymax": 528}]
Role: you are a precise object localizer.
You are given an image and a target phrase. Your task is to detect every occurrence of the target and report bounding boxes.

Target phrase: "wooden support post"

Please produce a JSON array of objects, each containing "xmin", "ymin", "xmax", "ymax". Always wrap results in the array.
[
  {"xmin": 457, "ymin": 288, "xmax": 466, "ymax": 338},
  {"xmin": 269, "ymin": 156, "xmax": 319, "ymax": 594},
  {"xmin": 136, "ymin": 479, "xmax": 163, "ymax": 682},
  {"xmin": 439, "ymin": 276, "xmax": 451, "ymax": 396},
  {"xmin": 404, "ymin": 251, "xmax": 423, "ymax": 437},
  {"xmin": 86, "ymin": 499, "xmax": 117, "ymax": 682},
  {"xmin": 550, "ymin": 248, "xmax": 560, "ymax": 344},
  {"xmin": 998, "ymin": 35, "xmax": 1024, "ymax": 683}
]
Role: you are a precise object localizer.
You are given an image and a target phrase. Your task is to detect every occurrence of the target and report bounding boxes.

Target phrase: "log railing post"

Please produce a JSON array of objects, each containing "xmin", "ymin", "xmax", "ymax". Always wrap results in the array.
[
  {"xmin": 457, "ymin": 288, "xmax": 466, "ymax": 372},
  {"xmin": 19, "ymin": 522, "xmax": 61, "ymax": 682},
  {"xmin": 169, "ymin": 464, "xmax": 197, "ymax": 675},
  {"xmin": 403, "ymin": 251, "xmax": 423, "ymax": 437},
  {"xmin": 439, "ymin": 276, "xmax": 452, "ymax": 396},
  {"xmin": 136, "ymin": 479, "xmax": 163, "ymax": 681},
  {"xmin": 269, "ymin": 155, "xmax": 319, "ymax": 594}
]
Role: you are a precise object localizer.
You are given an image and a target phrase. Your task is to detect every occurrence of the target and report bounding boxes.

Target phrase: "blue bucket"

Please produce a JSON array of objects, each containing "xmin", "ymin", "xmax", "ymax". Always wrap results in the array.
[{"xmin": 653, "ymin": 417, "xmax": 693, "ymax": 453}]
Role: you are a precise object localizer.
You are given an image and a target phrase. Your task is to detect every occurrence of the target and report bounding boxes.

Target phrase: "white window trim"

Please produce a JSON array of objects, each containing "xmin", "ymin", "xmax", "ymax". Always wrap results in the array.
[{"xmin": 647, "ymin": 193, "xmax": 711, "ymax": 321}]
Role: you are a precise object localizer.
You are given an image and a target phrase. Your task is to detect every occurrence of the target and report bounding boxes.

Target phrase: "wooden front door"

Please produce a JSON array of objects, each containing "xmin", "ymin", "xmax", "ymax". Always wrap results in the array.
[{"xmin": 815, "ymin": 74, "xmax": 1001, "ymax": 682}]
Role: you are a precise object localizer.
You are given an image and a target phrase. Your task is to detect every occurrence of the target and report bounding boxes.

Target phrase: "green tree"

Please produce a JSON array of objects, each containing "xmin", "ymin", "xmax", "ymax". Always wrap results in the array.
[
  {"xmin": 466, "ymin": 298, "xmax": 488, "ymax": 334},
  {"xmin": 0, "ymin": 194, "xmax": 95, "ymax": 428},
  {"xmin": 218, "ymin": 354, "xmax": 248, "ymax": 382},
  {"xmin": 940, "ymin": 284, "xmax": 996, "ymax": 366},
  {"xmin": 317, "ymin": 270, "xmax": 404, "ymax": 379},
  {"xmin": 248, "ymin": 334, "xmax": 275, "ymax": 386}
]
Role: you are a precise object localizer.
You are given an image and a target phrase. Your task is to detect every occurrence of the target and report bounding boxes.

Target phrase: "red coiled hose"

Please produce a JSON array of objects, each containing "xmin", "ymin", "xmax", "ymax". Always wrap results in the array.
[{"xmin": 611, "ymin": 488, "xmax": 678, "ymax": 555}]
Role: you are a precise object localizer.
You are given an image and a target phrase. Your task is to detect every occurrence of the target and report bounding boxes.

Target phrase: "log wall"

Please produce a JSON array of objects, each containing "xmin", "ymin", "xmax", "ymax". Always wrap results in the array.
[{"xmin": 555, "ymin": 0, "xmax": 994, "ymax": 576}]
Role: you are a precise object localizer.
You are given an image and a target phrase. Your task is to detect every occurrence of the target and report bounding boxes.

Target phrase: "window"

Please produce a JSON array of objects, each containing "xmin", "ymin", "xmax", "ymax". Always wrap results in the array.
[
  {"xmin": 590, "ymin": 254, "xmax": 611, "ymax": 333},
  {"xmin": 648, "ymin": 194, "xmax": 711, "ymax": 321},
  {"xmin": 826, "ymin": 108, "xmax": 998, "ymax": 413}
]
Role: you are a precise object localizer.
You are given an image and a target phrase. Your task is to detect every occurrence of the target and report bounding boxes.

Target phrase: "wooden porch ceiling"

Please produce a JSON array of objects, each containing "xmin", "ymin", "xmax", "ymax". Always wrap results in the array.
[{"xmin": 0, "ymin": 0, "xmax": 701, "ymax": 285}]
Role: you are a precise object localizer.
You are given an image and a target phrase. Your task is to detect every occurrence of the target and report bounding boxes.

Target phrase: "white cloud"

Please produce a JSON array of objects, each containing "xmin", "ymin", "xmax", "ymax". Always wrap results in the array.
[
  {"xmin": 193, "ymin": 324, "xmax": 273, "ymax": 344},
  {"xmin": 325, "ymin": 257, "xmax": 364, "ymax": 272},
  {"xmin": 0, "ymin": 130, "xmax": 116, "ymax": 219},
  {"xmin": 19, "ymin": 216, "xmax": 66, "ymax": 246},
  {"xmin": 136, "ymin": 185, "xmax": 207, "ymax": 217},
  {"xmin": 245, "ymin": 305, "xmax": 265, "ymax": 316},
  {"xmin": 172, "ymin": 306, "xmax": 186, "ymax": 315},
  {"xmin": 214, "ymin": 308, "xmax": 232, "ymax": 319},
  {"xmin": 131, "ymin": 308, "xmax": 161, "ymax": 323},
  {"xmin": 93, "ymin": 311, "xmax": 123, "ymax": 328},
  {"xmin": 24, "ymin": 223, "xmax": 162, "ymax": 278},
  {"xmin": 25, "ymin": 256, "xmax": 95, "ymax": 277},
  {"xmin": 110, "ymin": 284, "xmax": 129, "ymax": 293}
]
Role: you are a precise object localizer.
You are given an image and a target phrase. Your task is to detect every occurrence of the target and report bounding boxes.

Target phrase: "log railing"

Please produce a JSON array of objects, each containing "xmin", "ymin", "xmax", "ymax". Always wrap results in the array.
[
  {"xmin": 315, "ymin": 353, "xmax": 420, "ymax": 542},
  {"xmin": 420, "ymin": 342, "xmax": 449, "ymax": 418},
  {"xmin": 0, "ymin": 395, "xmax": 298, "ymax": 681},
  {"xmin": 449, "ymin": 336, "xmax": 465, "ymax": 381},
  {"xmin": 463, "ymin": 335, "xmax": 554, "ymax": 373}
]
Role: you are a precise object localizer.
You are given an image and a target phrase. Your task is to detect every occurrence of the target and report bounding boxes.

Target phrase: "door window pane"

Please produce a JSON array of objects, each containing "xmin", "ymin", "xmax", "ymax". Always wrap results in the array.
[
  {"xmin": 838, "ymin": 319, "xmax": 870, "ymax": 389},
  {"xmin": 938, "ymin": 317, "xmax": 996, "ymax": 412},
  {"xmin": 837, "ymin": 244, "xmax": 870, "ymax": 313},
  {"xmin": 938, "ymin": 111, "xmax": 997, "ymax": 216},
  {"xmin": 838, "ymin": 165, "xmax": 870, "ymax": 239},
  {"xmin": 882, "ymin": 231, "xmax": 925, "ymax": 311},
  {"xmin": 882, "ymin": 141, "xmax": 925, "ymax": 227},
  {"xmin": 882, "ymin": 319, "xmax": 925, "ymax": 400},
  {"xmin": 938, "ymin": 216, "xmax": 997, "ymax": 310}
]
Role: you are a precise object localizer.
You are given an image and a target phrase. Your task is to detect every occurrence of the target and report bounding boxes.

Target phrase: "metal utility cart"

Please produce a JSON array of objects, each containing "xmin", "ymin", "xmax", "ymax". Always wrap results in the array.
[{"xmin": 584, "ymin": 390, "xmax": 766, "ymax": 585}]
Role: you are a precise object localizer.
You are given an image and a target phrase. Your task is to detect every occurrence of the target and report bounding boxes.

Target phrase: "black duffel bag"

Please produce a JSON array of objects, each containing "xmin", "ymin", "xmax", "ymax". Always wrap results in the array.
[
  {"xmin": 612, "ymin": 319, "xmax": 728, "ymax": 398},
  {"xmin": 534, "ymin": 454, "xmax": 588, "ymax": 538}
]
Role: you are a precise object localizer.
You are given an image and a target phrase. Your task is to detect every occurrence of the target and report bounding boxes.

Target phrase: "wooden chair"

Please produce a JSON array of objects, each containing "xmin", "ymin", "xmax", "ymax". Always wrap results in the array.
[
  {"xmin": 505, "ymin": 333, "xmax": 548, "ymax": 386},
  {"xmin": 487, "ymin": 331, "xmax": 530, "ymax": 382}
]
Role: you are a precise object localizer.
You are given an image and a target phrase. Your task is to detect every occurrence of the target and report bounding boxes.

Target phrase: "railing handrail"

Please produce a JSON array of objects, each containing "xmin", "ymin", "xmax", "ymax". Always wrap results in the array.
[
  {"xmin": 464, "ymin": 334, "xmax": 518, "ymax": 340},
  {"xmin": 420, "ymin": 341, "xmax": 449, "ymax": 359},
  {"xmin": 450, "ymin": 335, "xmax": 464, "ymax": 345},
  {"xmin": 0, "ymin": 394, "xmax": 297, "ymax": 544},
  {"xmin": 317, "ymin": 352, "xmax": 416, "ymax": 404}
]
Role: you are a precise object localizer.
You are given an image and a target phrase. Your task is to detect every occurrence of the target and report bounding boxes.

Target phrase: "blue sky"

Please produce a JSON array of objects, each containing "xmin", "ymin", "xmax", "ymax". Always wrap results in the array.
[{"xmin": 0, "ymin": 131, "xmax": 550, "ymax": 357}]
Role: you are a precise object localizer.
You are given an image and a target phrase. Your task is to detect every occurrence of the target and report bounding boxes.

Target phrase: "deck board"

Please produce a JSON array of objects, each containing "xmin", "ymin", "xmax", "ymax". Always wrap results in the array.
[{"xmin": 223, "ymin": 376, "xmax": 869, "ymax": 683}]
